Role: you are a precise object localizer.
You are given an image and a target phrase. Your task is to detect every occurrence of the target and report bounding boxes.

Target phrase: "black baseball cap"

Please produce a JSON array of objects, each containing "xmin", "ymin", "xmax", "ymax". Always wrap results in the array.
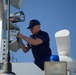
[{"xmin": 27, "ymin": 19, "xmax": 41, "ymax": 29}]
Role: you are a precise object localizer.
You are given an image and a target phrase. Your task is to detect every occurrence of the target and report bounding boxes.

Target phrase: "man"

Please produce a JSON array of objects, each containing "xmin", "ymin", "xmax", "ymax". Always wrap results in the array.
[{"xmin": 17, "ymin": 19, "xmax": 52, "ymax": 70}]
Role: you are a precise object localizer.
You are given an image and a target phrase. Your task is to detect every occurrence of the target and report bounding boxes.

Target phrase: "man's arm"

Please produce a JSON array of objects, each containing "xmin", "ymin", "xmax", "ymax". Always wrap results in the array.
[
  {"xmin": 21, "ymin": 43, "xmax": 30, "ymax": 53},
  {"xmin": 18, "ymin": 33, "xmax": 43, "ymax": 45},
  {"xmin": 19, "ymin": 39, "xmax": 30, "ymax": 53}
]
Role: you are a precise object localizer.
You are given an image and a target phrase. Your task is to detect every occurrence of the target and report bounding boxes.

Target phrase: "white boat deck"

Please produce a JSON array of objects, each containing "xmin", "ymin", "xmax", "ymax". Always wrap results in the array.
[
  {"xmin": 0, "ymin": 62, "xmax": 76, "ymax": 75},
  {"xmin": 0, "ymin": 62, "xmax": 45, "ymax": 75}
]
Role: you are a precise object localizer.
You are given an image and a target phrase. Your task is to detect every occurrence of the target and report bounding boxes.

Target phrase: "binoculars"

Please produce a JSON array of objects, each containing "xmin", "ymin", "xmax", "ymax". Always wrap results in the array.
[
  {"xmin": 9, "ymin": 11, "xmax": 25, "ymax": 52},
  {"xmin": 10, "ymin": 11, "xmax": 25, "ymax": 23}
]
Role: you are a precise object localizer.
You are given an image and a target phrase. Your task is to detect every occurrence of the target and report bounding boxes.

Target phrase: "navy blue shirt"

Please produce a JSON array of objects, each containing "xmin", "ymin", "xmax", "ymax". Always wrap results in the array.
[{"xmin": 28, "ymin": 30, "xmax": 52, "ymax": 70}]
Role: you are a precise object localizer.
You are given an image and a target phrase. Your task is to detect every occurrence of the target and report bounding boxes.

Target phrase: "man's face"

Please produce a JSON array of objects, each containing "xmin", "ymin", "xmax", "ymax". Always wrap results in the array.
[{"xmin": 30, "ymin": 25, "xmax": 40, "ymax": 35}]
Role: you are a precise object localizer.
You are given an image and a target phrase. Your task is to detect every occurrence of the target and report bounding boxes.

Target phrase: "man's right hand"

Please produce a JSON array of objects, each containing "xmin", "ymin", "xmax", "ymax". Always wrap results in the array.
[{"xmin": 17, "ymin": 33, "xmax": 23, "ymax": 39}]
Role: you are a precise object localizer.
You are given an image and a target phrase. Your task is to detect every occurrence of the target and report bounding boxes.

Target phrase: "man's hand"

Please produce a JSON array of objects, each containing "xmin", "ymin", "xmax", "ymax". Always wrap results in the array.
[
  {"xmin": 17, "ymin": 33, "xmax": 43, "ymax": 46},
  {"xmin": 17, "ymin": 33, "xmax": 23, "ymax": 39}
]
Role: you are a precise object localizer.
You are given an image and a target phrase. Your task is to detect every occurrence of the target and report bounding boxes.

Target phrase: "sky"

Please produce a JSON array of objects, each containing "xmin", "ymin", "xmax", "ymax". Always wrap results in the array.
[{"xmin": 10, "ymin": 0, "xmax": 76, "ymax": 62}]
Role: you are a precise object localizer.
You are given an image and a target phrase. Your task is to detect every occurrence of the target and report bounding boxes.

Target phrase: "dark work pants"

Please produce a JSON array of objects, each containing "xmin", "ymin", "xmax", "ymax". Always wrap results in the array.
[
  {"xmin": 34, "ymin": 61, "xmax": 44, "ymax": 70},
  {"xmin": 34, "ymin": 58, "xmax": 50, "ymax": 71}
]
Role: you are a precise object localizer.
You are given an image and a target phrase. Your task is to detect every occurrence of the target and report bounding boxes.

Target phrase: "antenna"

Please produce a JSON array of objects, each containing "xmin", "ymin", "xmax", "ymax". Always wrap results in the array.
[
  {"xmin": 55, "ymin": 29, "xmax": 71, "ymax": 57},
  {"xmin": 0, "ymin": 0, "xmax": 16, "ymax": 75},
  {"xmin": 0, "ymin": 0, "xmax": 24, "ymax": 74},
  {"xmin": 55, "ymin": 29, "xmax": 73, "ymax": 62}
]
